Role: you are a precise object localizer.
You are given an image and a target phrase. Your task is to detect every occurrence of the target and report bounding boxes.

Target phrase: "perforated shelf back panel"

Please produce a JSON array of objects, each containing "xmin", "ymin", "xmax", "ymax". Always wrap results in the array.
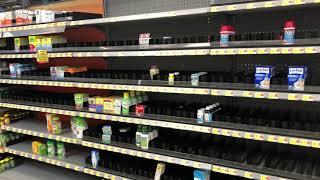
[{"xmin": 105, "ymin": 0, "xmax": 211, "ymax": 17}]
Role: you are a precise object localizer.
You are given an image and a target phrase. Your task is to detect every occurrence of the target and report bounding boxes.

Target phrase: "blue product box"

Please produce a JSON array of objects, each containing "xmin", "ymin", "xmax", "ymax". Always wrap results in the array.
[
  {"xmin": 193, "ymin": 169, "xmax": 210, "ymax": 180},
  {"xmin": 255, "ymin": 66, "xmax": 274, "ymax": 89},
  {"xmin": 288, "ymin": 66, "xmax": 307, "ymax": 91}
]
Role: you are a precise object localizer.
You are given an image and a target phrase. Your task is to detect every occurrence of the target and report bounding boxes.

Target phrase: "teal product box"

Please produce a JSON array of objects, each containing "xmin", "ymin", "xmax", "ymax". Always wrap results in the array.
[
  {"xmin": 288, "ymin": 66, "xmax": 307, "ymax": 91},
  {"xmin": 254, "ymin": 66, "xmax": 274, "ymax": 89},
  {"xmin": 193, "ymin": 169, "xmax": 210, "ymax": 180}
]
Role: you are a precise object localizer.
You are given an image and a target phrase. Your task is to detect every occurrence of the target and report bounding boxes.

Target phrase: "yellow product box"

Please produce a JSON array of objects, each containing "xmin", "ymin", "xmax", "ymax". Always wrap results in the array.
[
  {"xmin": 104, "ymin": 96, "xmax": 115, "ymax": 112},
  {"xmin": 32, "ymin": 141, "xmax": 41, "ymax": 154},
  {"xmin": 95, "ymin": 96, "xmax": 106, "ymax": 113},
  {"xmin": 28, "ymin": 36, "xmax": 39, "ymax": 52}
]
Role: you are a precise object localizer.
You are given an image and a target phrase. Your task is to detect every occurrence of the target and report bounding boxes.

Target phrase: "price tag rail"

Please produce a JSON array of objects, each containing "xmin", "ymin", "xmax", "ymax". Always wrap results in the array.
[{"xmin": 210, "ymin": 0, "xmax": 320, "ymax": 12}]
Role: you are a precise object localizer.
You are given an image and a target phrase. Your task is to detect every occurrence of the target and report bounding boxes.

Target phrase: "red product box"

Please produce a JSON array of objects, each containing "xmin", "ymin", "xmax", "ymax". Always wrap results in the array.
[{"xmin": 135, "ymin": 104, "xmax": 145, "ymax": 117}]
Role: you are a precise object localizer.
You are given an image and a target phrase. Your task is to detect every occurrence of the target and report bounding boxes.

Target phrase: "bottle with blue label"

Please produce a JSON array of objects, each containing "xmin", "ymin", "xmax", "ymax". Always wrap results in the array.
[
  {"xmin": 284, "ymin": 20, "xmax": 295, "ymax": 44},
  {"xmin": 220, "ymin": 25, "xmax": 235, "ymax": 46}
]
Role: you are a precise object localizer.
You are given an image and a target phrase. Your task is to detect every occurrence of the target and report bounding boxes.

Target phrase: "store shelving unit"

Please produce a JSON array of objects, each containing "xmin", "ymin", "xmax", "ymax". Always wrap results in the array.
[{"xmin": 0, "ymin": 0, "xmax": 319, "ymax": 180}]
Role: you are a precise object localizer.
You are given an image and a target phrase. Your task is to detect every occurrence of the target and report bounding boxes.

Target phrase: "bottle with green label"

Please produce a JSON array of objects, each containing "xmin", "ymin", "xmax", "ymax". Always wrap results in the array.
[
  {"xmin": 136, "ymin": 91, "xmax": 143, "ymax": 104},
  {"xmin": 135, "ymin": 125, "xmax": 142, "ymax": 147},
  {"xmin": 130, "ymin": 91, "xmax": 137, "ymax": 106},
  {"xmin": 47, "ymin": 140, "xmax": 55, "ymax": 158},
  {"xmin": 57, "ymin": 142, "xmax": 65, "ymax": 160},
  {"xmin": 140, "ymin": 126, "xmax": 149, "ymax": 150},
  {"xmin": 122, "ymin": 92, "xmax": 131, "ymax": 115}
]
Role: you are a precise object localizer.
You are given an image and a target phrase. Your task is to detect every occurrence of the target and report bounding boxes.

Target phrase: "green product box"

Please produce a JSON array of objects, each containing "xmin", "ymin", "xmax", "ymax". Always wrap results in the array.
[{"xmin": 38, "ymin": 143, "xmax": 47, "ymax": 156}]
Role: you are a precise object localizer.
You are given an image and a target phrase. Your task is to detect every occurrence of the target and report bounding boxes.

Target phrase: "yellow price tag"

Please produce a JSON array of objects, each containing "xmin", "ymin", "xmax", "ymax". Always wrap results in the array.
[
  {"xmin": 260, "ymin": 175, "xmax": 270, "ymax": 180},
  {"xmin": 212, "ymin": 128, "xmax": 221, "ymax": 135},
  {"xmin": 227, "ymin": 5, "xmax": 237, "ymax": 11},
  {"xmin": 293, "ymin": 48, "xmax": 304, "ymax": 54},
  {"xmin": 299, "ymin": 139, "xmax": 310, "ymax": 147},
  {"xmin": 302, "ymin": 95, "xmax": 314, "ymax": 102},
  {"xmin": 210, "ymin": 6, "xmax": 219, "ymax": 12},
  {"xmin": 254, "ymin": 92, "xmax": 265, "ymax": 98},
  {"xmin": 294, "ymin": 0, "xmax": 305, "ymax": 4},
  {"xmin": 305, "ymin": 47, "xmax": 317, "ymax": 54},
  {"xmin": 246, "ymin": 3, "xmax": 255, "ymax": 9},
  {"xmin": 107, "ymin": 146, "xmax": 112, "ymax": 151},
  {"xmin": 244, "ymin": 172, "xmax": 254, "ymax": 179},
  {"xmin": 243, "ymin": 91, "xmax": 253, "ymax": 97},
  {"xmin": 282, "ymin": 0, "xmax": 293, "ymax": 6},
  {"xmin": 268, "ymin": 93, "xmax": 279, "ymax": 99},
  {"xmin": 224, "ymin": 90, "xmax": 233, "ymax": 97},
  {"xmin": 65, "ymin": 163, "xmax": 71, "ymax": 168},
  {"xmin": 245, "ymin": 132, "xmax": 253, "ymax": 139},
  {"xmin": 228, "ymin": 168, "xmax": 238, "ymax": 176},
  {"xmin": 211, "ymin": 90, "xmax": 219, "ymax": 96},
  {"xmin": 193, "ymin": 162, "xmax": 201, "ymax": 168},
  {"xmin": 278, "ymin": 136, "xmax": 288, "ymax": 144},
  {"xmin": 232, "ymin": 131, "xmax": 242, "ymax": 138},
  {"xmin": 221, "ymin": 129, "xmax": 231, "ymax": 136},
  {"xmin": 257, "ymin": 48, "xmax": 268, "ymax": 54},
  {"xmin": 289, "ymin": 138, "xmax": 299, "ymax": 145},
  {"xmin": 129, "ymin": 150, "xmax": 136, "ymax": 156},
  {"xmin": 74, "ymin": 166, "xmax": 80, "ymax": 171},
  {"xmin": 312, "ymin": 140, "xmax": 320, "ymax": 148},
  {"xmin": 267, "ymin": 135, "xmax": 277, "ymax": 142},
  {"xmin": 238, "ymin": 49, "xmax": 246, "ymax": 54},
  {"xmin": 36, "ymin": 50, "xmax": 49, "ymax": 64},
  {"xmin": 254, "ymin": 133, "xmax": 264, "ymax": 141},
  {"xmin": 288, "ymin": 94, "xmax": 298, "ymax": 101},
  {"xmin": 270, "ymin": 48, "xmax": 280, "ymax": 54}
]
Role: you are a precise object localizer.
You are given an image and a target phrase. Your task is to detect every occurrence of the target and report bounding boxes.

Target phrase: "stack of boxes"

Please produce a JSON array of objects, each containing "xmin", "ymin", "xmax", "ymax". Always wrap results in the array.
[{"xmin": 89, "ymin": 96, "xmax": 122, "ymax": 115}]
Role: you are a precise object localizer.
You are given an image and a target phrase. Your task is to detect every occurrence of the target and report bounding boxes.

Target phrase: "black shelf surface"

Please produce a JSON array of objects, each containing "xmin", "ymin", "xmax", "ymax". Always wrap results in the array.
[
  {"xmin": 1, "ymin": 99, "xmax": 320, "ymax": 141},
  {"xmin": 83, "ymin": 135, "xmax": 214, "ymax": 165},
  {"xmin": 83, "ymin": 136, "xmax": 317, "ymax": 180}
]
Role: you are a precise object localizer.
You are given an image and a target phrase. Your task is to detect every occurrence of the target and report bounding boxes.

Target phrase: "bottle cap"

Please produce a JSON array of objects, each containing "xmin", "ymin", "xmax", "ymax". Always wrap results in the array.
[
  {"xmin": 220, "ymin": 25, "xmax": 235, "ymax": 34},
  {"xmin": 169, "ymin": 73, "xmax": 175, "ymax": 78},
  {"xmin": 123, "ymin": 92, "xmax": 129, "ymax": 98},
  {"xmin": 284, "ymin": 20, "xmax": 295, "ymax": 30}
]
